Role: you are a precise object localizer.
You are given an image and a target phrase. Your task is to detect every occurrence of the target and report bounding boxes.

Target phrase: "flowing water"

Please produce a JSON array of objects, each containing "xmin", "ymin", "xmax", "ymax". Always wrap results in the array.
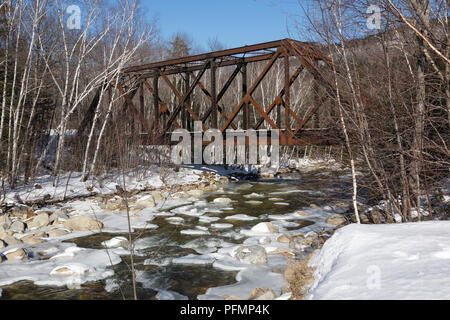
[{"xmin": 0, "ymin": 169, "xmax": 355, "ymax": 300}]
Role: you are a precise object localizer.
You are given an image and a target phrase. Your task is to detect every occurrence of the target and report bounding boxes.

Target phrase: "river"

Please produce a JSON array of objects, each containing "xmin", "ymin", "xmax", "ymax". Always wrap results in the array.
[{"xmin": 0, "ymin": 167, "xmax": 355, "ymax": 300}]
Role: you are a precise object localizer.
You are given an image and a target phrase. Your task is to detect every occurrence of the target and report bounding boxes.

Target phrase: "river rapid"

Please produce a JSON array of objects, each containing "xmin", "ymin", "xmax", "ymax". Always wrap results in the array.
[{"xmin": 0, "ymin": 167, "xmax": 356, "ymax": 300}]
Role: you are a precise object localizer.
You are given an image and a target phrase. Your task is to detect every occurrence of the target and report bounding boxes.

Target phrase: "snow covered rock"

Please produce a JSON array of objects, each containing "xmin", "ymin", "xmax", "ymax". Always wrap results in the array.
[
  {"xmin": 49, "ymin": 209, "xmax": 69, "ymax": 222},
  {"xmin": 244, "ymin": 193, "xmax": 265, "ymax": 199},
  {"xmin": 10, "ymin": 220, "xmax": 26, "ymax": 233},
  {"xmin": 134, "ymin": 196, "xmax": 155, "ymax": 209},
  {"xmin": 3, "ymin": 248, "xmax": 27, "ymax": 261},
  {"xmin": 234, "ymin": 245, "xmax": 267, "ymax": 264},
  {"xmin": 63, "ymin": 215, "xmax": 103, "ymax": 231},
  {"xmin": 213, "ymin": 197, "xmax": 232, "ymax": 204},
  {"xmin": 0, "ymin": 215, "xmax": 11, "ymax": 228},
  {"xmin": 28, "ymin": 213, "xmax": 50, "ymax": 229},
  {"xmin": 21, "ymin": 234, "xmax": 44, "ymax": 245},
  {"xmin": 277, "ymin": 234, "xmax": 291, "ymax": 243},
  {"xmin": 251, "ymin": 222, "xmax": 279, "ymax": 234},
  {"xmin": 105, "ymin": 197, "xmax": 126, "ymax": 210},
  {"xmin": 1, "ymin": 235, "xmax": 22, "ymax": 246},
  {"xmin": 47, "ymin": 228, "xmax": 70, "ymax": 238},
  {"xmin": 9, "ymin": 205, "xmax": 32, "ymax": 217},
  {"xmin": 101, "ymin": 236, "xmax": 129, "ymax": 249},
  {"xmin": 50, "ymin": 263, "xmax": 93, "ymax": 277}
]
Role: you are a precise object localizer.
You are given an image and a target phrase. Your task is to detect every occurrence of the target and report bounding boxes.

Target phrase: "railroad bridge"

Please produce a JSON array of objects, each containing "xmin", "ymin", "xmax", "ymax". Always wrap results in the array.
[{"xmin": 83, "ymin": 39, "xmax": 346, "ymax": 146}]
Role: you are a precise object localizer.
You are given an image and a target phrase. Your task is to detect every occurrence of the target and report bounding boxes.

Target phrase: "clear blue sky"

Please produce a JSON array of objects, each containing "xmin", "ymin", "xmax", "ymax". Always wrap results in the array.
[{"xmin": 141, "ymin": 0, "xmax": 306, "ymax": 50}]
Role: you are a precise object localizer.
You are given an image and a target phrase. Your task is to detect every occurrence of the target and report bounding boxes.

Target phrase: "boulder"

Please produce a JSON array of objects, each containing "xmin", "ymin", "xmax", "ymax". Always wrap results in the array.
[
  {"xmin": 21, "ymin": 234, "xmax": 44, "ymax": 245},
  {"xmin": 4, "ymin": 248, "xmax": 27, "ymax": 261},
  {"xmin": 325, "ymin": 214, "xmax": 346, "ymax": 225},
  {"xmin": 267, "ymin": 247, "xmax": 295, "ymax": 257},
  {"xmin": 134, "ymin": 196, "xmax": 155, "ymax": 209},
  {"xmin": 47, "ymin": 228, "xmax": 70, "ymax": 238},
  {"xmin": 27, "ymin": 213, "xmax": 50, "ymax": 229},
  {"xmin": 213, "ymin": 197, "xmax": 232, "ymax": 204},
  {"xmin": 295, "ymin": 211, "xmax": 309, "ymax": 217},
  {"xmin": 50, "ymin": 263, "xmax": 91, "ymax": 277},
  {"xmin": 0, "ymin": 215, "xmax": 11, "ymax": 227},
  {"xmin": 248, "ymin": 287, "xmax": 277, "ymax": 300},
  {"xmin": 105, "ymin": 197, "xmax": 126, "ymax": 211},
  {"xmin": 251, "ymin": 222, "xmax": 279, "ymax": 234},
  {"xmin": 49, "ymin": 209, "xmax": 70, "ymax": 222},
  {"xmin": 277, "ymin": 234, "xmax": 291, "ymax": 243},
  {"xmin": 9, "ymin": 205, "xmax": 32, "ymax": 218},
  {"xmin": 218, "ymin": 176, "xmax": 229, "ymax": 184},
  {"xmin": 186, "ymin": 189, "xmax": 203, "ymax": 198},
  {"xmin": 1, "ymin": 235, "xmax": 22, "ymax": 246},
  {"xmin": 234, "ymin": 245, "xmax": 267, "ymax": 264},
  {"xmin": 63, "ymin": 215, "xmax": 103, "ymax": 231},
  {"xmin": 369, "ymin": 208, "xmax": 384, "ymax": 224},
  {"xmin": 150, "ymin": 191, "xmax": 165, "ymax": 202},
  {"xmin": 0, "ymin": 239, "xmax": 5, "ymax": 249},
  {"xmin": 10, "ymin": 220, "xmax": 26, "ymax": 233},
  {"xmin": 101, "ymin": 236, "xmax": 129, "ymax": 249},
  {"xmin": 97, "ymin": 199, "xmax": 107, "ymax": 210}
]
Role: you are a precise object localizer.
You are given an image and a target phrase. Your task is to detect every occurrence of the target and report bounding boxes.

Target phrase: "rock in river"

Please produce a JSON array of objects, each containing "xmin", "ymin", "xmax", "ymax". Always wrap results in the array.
[
  {"xmin": 28, "ymin": 213, "xmax": 50, "ymax": 229},
  {"xmin": 234, "ymin": 245, "xmax": 267, "ymax": 264},
  {"xmin": 251, "ymin": 222, "xmax": 279, "ymax": 234},
  {"xmin": 325, "ymin": 214, "xmax": 346, "ymax": 225},
  {"xmin": 63, "ymin": 215, "xmax": 103, "ymax": 231},
  {"xmin": 10, "ymin": 220, "xmax": 26, "ymax": 233}
]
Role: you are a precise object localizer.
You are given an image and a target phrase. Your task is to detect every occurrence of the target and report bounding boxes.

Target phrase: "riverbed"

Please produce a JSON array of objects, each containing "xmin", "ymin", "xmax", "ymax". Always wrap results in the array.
[{"xmin": 0, "ymin": 167, "xmax": 355, "ymax": 300}]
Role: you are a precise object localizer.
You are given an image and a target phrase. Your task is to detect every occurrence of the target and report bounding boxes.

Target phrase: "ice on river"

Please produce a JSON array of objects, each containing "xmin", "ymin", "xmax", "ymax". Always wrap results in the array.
[{"xmin": 0, "ymin": 242, "xmax": 121, "ymax": 288}]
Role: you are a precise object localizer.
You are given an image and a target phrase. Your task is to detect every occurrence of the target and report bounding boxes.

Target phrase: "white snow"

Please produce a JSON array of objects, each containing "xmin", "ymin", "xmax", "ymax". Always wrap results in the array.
[
  {"xmin": 211, "ymin": 223, "xmax": 233, "ymax": 229},
  {"xmin": 180, "ymin": 229, "xmax": 210, "ymax": 236},
  {"xmin": 307, "ymin": 221, "xmax": 450, "ymax": 300},
  {"xmin": 101, "ymin": 237, "xmax": 129, "ymax": 249},
  {"xmin": 3, "ymin": 165, "xmax": 203, "ymax": 204},
  {"xmin": 245, "ymin": 200, "xmax": 263, "ymax": 205},
  {"xmin": 0, "ymin": 243, "xmax": 121, "ymax": 288},
  {"xmin": 225, "ymin": 214, "xmax": 257, "ymax": 221}
]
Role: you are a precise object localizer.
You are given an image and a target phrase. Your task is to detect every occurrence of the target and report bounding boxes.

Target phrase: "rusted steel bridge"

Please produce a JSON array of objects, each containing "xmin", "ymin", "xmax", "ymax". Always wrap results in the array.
[{"xmin": 89, "ymin": 38, "xmax": 342, "ymax": 146}]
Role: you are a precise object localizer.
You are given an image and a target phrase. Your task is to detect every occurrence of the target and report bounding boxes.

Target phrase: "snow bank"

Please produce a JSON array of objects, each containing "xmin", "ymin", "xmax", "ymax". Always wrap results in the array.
[
  {"xmin": 307, "ymin": 221, "xmax": 450, "ymax": 300},
  {"xmin": 0, "ymin": 243, "xmax": 121, "ymax": 288}
]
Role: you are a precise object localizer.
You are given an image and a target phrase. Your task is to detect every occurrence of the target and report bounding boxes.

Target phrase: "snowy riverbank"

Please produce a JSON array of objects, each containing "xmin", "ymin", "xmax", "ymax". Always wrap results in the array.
[
  {"xmin": 0, "ymin": 159, "xmax": 354, "ymax": 299},
  {"xmin": 306, "ymin": 221, "xmax": 450, "ymax": 299}
]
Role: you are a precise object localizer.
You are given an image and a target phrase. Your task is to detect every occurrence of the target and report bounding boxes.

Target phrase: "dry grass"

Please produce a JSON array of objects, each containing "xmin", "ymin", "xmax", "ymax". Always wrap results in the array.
[{"xmin": 284, "ymin": 254, "xmax": 316, "ymax": 300}]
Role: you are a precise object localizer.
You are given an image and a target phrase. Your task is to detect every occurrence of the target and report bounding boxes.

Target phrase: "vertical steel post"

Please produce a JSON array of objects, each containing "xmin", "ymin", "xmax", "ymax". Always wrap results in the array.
[
  {"xmin": 210, "ymin": 59, "xmax": 217, "ymax": 129},
  {"xmin": 242, "ymin": 63, "xmax": 248, "ymax": 130},
  {"xmin": 185, "ymin": 72, "xmax": 191, "ymax": 131},
  {"xmin": 284, "ymin": 51, "xmax": 290, "ymax": 137},
  {"xmin": 153, "ymin": 69, "xmax": 160, "ymax": 129},
  {"xmin": 277, "ymin": 98, "xmax": 281, "ymax": 129},
  {"xmin": 181, "ymin": 77, "xmax": 186, "ymax": 129},
  {"xmin": 139, "ymin": 80, "xmax": 145, "ymax": 122}
]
